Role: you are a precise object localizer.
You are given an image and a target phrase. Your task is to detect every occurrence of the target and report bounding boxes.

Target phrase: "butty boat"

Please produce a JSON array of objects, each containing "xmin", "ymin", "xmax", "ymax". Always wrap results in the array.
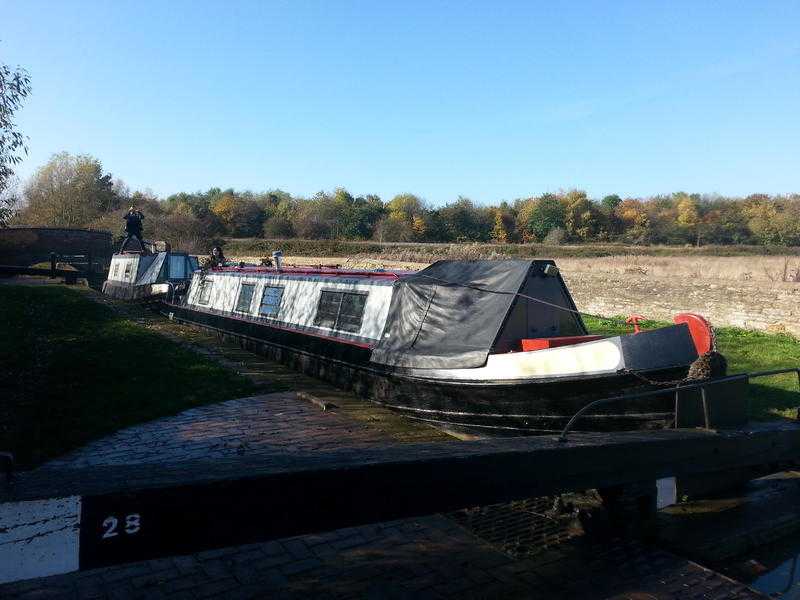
[{"xmin": 104, "ymin": 252, "xmax": 720, "ymax": 434}]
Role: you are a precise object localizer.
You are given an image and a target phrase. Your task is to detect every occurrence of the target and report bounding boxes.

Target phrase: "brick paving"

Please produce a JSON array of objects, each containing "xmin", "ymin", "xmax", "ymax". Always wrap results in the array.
[
  {"xmin": 41, "ymin": 392, "xmax": 392, "ymax": 469},
  {"xmin": 0, "ymin": 515, "xmax": 764, "ymax": 599},
  {"xmin": 92, "ymin": 292, "xmax": 449, "ymax": 445}
]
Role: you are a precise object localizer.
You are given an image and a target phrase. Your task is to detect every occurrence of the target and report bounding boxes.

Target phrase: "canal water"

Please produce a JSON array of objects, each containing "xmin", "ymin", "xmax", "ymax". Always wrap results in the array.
[
  {"xmin": 655, "ymin": 474, "xmax": 800, "ymax": 597},
  {"xmin": 728, "ymin": 532, "xmax": 800, "ymax": 598}
]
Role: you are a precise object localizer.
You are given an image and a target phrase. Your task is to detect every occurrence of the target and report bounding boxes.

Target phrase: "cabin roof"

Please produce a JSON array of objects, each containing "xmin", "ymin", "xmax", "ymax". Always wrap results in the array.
[
  {"xmin": 210, "ymin": 265, "xmax": 412, "ymax": 282},
  {"xmin": 370, "ymin": 259, "xmax": 579, "ymax": 369}
]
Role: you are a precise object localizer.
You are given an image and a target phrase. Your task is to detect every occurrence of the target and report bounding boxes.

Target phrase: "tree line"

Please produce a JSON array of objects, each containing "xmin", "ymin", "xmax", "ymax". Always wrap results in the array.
[{"xmin": 7, "ymin": 152, "xmax": 800, "ymax": 250}]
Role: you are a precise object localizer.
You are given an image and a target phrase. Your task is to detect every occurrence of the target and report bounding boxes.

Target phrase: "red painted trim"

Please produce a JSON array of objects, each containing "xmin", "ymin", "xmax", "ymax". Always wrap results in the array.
[
  {"xmin": 196, "ymin": 308, "xmax": 375, "ymax": 349},
  {"xmin": 211, "ymin": 266, "xmax": 408, "ymax": 279},
  {"xmin": 520, "ymin": 335, "xmax": 605, "ymax": 351}
]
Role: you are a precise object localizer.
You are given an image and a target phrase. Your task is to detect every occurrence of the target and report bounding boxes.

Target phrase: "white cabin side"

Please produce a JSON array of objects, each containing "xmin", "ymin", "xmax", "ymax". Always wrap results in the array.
[
  {"xmin": 107, "ymin": 252, "xmax": 199, "ymax": 285},
  {"xmin": 185, "ymin": 271, "xmax": 396, "ymax": 342},
  {"xmin": 107, "ymin": 254, "xmax": 151, "ymax": 283}
]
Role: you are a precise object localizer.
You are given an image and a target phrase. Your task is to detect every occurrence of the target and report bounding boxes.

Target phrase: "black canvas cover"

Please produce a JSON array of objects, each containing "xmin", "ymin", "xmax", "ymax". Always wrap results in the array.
[{"xmin": 370, "ymin": 260, "xmax": 535, "ymax": 369}]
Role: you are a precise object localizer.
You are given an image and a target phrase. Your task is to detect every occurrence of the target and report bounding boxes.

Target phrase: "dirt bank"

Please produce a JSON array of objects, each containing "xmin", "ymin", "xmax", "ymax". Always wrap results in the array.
[{"xmin": 564, "ymin": 273, "xmax": 800, "ymax": 337}]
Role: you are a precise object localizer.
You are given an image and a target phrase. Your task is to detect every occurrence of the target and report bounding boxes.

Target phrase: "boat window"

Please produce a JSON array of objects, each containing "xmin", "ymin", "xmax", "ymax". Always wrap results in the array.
[
  {"xmin": 314, "ymin": 291, "xmax": 341, "ymax": 329},
  {"xmin": 188, "ymin": 256, "xmax": 199, "ymax": 271},
  {"xmin": 314, "ymin": 291, "xmax": 368, "ymax": 334},
  {"xmin": 169, "ymin": 254, "xmax": 187, "ymax": 279},
  {"xmin": 235, "ymin": 283, "xmax": 256, "ymax": 312},
  {"xmin": 259, "ymin": 286, "xmax": 284, "ymax": 317},
  {"xmin": 338, "ymin": 292, "xmax": 368, "ymax": 333},
  {"xmin": 124, "ymin": 263, "xmax": 132, "ymax": 280},
  {"xmin": 198, "ymin": 281, "xmax": 213, "ymax": 305},
  {"xmin": 112, "ymin": 263, "xmax": 119, "ymax": 277}
]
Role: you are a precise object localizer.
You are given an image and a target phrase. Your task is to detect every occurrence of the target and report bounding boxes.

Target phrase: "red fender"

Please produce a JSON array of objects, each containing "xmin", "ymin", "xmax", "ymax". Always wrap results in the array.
[{"xmin": 673, "ymin": 312, "xmax": 714, "ymax": 355}]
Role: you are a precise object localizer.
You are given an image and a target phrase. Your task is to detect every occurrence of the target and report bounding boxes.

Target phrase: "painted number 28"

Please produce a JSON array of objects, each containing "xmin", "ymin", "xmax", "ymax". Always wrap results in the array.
[{"xmin": 102, "ymin": 514, "xmax": 141, "ymax": 539}]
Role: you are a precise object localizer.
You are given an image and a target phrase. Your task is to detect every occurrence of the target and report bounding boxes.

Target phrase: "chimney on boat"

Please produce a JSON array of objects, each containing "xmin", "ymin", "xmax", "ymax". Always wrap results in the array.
[{"xmin": 272, "ymin": 250, "xmax": 283, "ymax": 271}]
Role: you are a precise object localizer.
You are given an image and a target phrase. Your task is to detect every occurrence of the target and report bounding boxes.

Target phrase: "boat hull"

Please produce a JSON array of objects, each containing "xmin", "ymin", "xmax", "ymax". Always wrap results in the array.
[{"xmin": 163, "ymin": 303, "xmax": 685, "ymax": 435}]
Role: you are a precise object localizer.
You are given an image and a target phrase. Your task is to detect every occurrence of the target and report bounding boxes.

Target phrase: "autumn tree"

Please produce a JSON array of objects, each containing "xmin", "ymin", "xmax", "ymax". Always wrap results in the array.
[
  {"xmin": 288, "ymin": 192, "xmax": 340, "ymax": 239},
  {"xmin": 600, "ymin": 194, "xmax": 622, "ymax": 212},
  {"xmin": 615, "ymin": 198, "xmax": 650, "ymax": 243},
  {"xmin": 262, "ymin": 214, "xmax": 295, "ymax": 238},
  {"xmin": 0, "ymin": 177, "xmax": 22, "ymax": 226},
  {"xmin": 516, "ymin": 193, "xmax": 566, "ymax": 242},
  {"xmin": 376, "ymin": 193, "xmax": 426, "ymax": 241},
  {"xmin": 674, "ymin": 192, "xmax": 702, "ymax": 245},
  {"xmin": 411, "ymin": 215, "xmax": 427, "ymax": 239},
  {"xmin": 374, "ymin": 212, "xmax": 415, "ymax": 242},
  {"xmin": 19, "ymin": 153, "xmax": 120, "ymax": 227},
  {"xmin": 209, "ymin": 190, "xmax": 237, "ymax": 229},
  {"xmin": 491, "ymin": 210, "xmax": 508, "ymax": 243},
  {"xmin": 487, "ymin": 202, "xmax": 515, "ymax": 243},
  {"xmin": 439, "ymin": 197, "xmax": 493, "ymax": 242},
  {"xmin": 777, "ymin": 196, "xmax": 800, "ymax": 246},
  {"xmin": 562, "ymin": 190, "xmax": 600, "ymax": 241},
  {"xmin": 744, "ymin": 195, "xmax": 800, "ymax": 246},
  {"xmin": 209, "ymin": 190, "xmax": 265, "ymax": 237},
  {"xmin": 421, "ymin": 209, "xmax": 448, "ymax": 242},
  {"xmin": 324, "ymin": 189, "xmax": 385, "ymax": 239},
  {"xmin": 742, "ymin": 194, "xmax": 780, "ymax": 245},
  {"xmin": 0, "ymin": 61, "xmax": 31, "ymax": 226},
  {"xmin": 386, "ymin": 193, "xmax": 424, "ymax": 221},
  {"xmin": 491, "ymin": 202, "xmax": 516, "ymax": 243},
  {"xmin": 262, "ymin": 194, "xmax": 296, "ymax": 238}
]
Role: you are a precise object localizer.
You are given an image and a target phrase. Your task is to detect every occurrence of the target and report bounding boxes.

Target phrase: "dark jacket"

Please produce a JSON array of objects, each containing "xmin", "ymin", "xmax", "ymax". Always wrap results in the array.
[{"xmin": 123, "ymin": 211, "xmax": 144, "ymax": 234}]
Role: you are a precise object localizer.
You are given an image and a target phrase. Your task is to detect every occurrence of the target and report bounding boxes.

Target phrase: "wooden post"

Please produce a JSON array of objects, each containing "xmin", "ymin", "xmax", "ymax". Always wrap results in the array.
[{"xmin": 49, "ymin": 253, "xmax": 56, "ymax": 278}]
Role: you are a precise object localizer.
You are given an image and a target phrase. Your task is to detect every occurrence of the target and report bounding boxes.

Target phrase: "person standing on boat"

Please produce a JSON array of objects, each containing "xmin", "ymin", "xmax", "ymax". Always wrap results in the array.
[
  {"xmin": 120, "ymin": 206, "xmax": 145, "ymax": 252},
  {"xmin": 208, "ymin": 245, "xmax": 226, "ymax": 268}
]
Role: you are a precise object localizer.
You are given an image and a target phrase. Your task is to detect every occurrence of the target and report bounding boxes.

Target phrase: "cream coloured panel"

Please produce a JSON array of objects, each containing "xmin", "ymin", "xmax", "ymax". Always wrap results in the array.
[
  {"xmin": 185, "ymin": 273, "xmax": 396, "ymax": 341},
  {"xmin": 407, "ymin": 339, "xmax": 623, "ymax": 382}
]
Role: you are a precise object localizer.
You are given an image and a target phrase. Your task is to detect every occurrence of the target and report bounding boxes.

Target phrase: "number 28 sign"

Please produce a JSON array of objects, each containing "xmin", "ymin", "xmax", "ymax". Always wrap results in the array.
[{"xmin": 102, "ymin": 514, "xmax": 141, "ymax": 539}]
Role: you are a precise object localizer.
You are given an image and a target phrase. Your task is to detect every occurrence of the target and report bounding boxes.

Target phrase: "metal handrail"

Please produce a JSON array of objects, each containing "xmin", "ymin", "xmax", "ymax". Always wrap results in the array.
[{"xmin": 557, "ymin": 367, "xmax": 800, "ymax": 442}]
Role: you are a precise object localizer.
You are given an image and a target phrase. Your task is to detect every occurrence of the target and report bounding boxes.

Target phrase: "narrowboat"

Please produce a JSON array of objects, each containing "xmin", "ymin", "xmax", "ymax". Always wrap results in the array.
[
  {"xmin": 103, "ymin": 246, "xmax": 199, "ymax": 301},
  {"xmin": 142, "ymin": 257, "xmax": 717, "ymax": 434}
]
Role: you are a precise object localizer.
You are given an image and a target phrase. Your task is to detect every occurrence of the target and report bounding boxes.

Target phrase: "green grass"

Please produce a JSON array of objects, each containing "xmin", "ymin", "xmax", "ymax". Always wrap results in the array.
[
  {"xmin": 0, "ymin": 285, "xmax": 257, "ymax": 468},
  {"xmin": 583, "ymin": 316, "xmax": 800, "ymax": 421}
]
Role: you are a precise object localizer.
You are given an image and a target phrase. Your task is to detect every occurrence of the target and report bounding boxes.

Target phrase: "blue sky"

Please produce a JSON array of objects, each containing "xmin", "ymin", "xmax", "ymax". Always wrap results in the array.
[{"xmin": 3, "ymin": 1, "xmax": 799, "ymax": 205}]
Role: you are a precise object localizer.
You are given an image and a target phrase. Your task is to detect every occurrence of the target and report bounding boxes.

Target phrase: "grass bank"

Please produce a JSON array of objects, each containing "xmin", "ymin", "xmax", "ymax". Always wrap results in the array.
[
  {"xmin": 0, "ymin": 285, "xmax": 256, "ymax": 468},
  {"xmin": 584, "ymin": 316, "xmax": 800, "ymax": 421},
  {"xmin": 225, "ymin": 238, "xmax": 800, "ymax": 261}
]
